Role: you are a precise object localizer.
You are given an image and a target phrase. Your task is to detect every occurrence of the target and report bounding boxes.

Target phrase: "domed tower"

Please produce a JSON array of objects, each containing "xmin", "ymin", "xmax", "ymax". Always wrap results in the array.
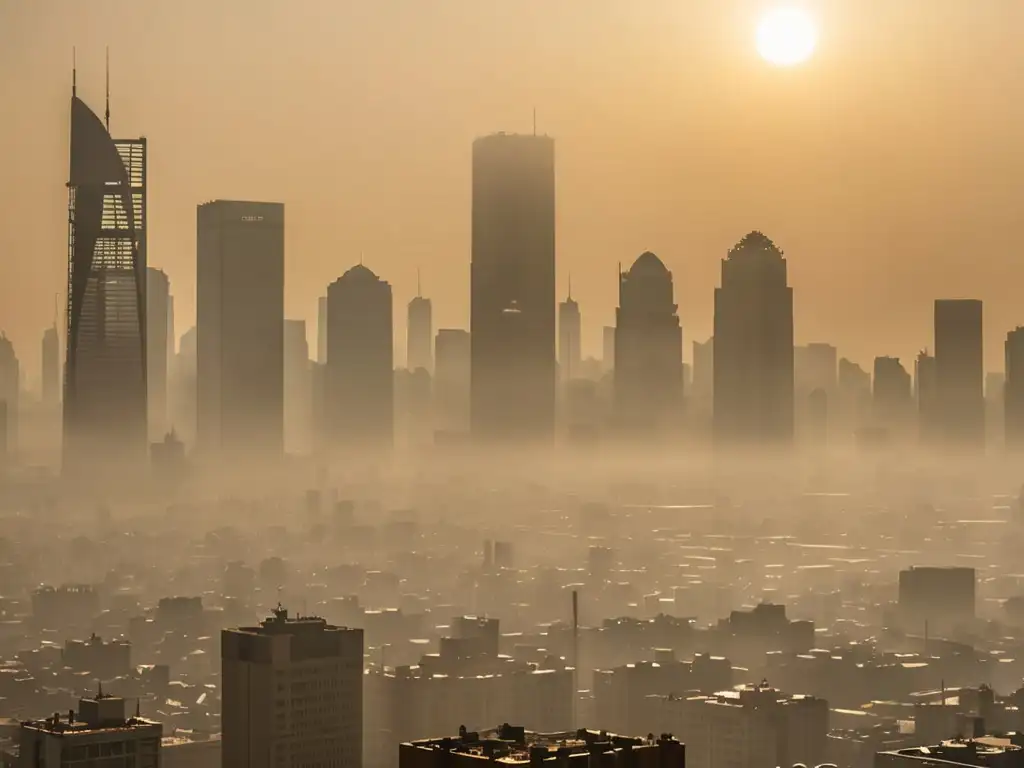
[
  {"xmin": 613, "ymin": 252, "xmax": 684, "ymax": 436},
  {"xmin": 713, "ymin": 232, "xmax": 794, "ymax": 446}
]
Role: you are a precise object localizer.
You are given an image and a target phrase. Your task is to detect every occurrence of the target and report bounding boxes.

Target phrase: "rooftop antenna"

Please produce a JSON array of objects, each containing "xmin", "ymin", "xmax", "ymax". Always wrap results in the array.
[
  {"xmin": 104, "ymin": 47, "xmax": 110, "ymax": 131},
  {"xmin": 72, "ymin": 48, "xmax": 77, "ymax": 98},
  {"xmin": 568, "ymin": 272, "xmax": 573, "ymax": 301},
  {"xmin": 416, "ymin": 267, "xmax": 422, "ymax": 298},
  {"xmin": 532, "ymin": 107, "xmax": 537, "ymax": 136},
  {"xmin": 53, "ymin": 293, "xmax": 59, "ymax": 329}
]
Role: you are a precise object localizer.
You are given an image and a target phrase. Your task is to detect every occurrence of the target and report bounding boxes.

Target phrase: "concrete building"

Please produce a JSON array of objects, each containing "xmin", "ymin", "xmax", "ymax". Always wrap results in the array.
[
  {"xmin": 915, "ymin": 351, "xmax": 939, "ymax": 444},
  {"xmin": 1005, "ymin": 328, "xmax": 1024, "ymax": 450},
  {"xmin": 559, "ymin": 289, "xmax": 581, "ymax": 383},
  {"xmin": 934, "ymin": 299, "xmax": 985, "ymax": 449},
  {"xmin": 197, "ymin": 200, "xmax": 285, "ymax": 461},
  {"xmin": 327, "ymin": 264, "xmax": 394, "ymax": 449},
  {"xmin": 470, "ymin": 132, "xmax": 556, "ymax": 443},
  {"xmin": 876, "ymin": 739, "xmax": 1024, "ymax": 768},
  {"xmin": 146, "ymin": 267, "xmax": 172, "ymax": 441},
  {"xmin": 714, "ymin": 232, "xmax": 794, "ymax": 447},
  {"xmin": 0, "ymin": 335, "xmax": 18, "ymax": 458},
  {"xmin": 317, "ymin": 294, "xmax": 328, "ymax": 365},
  {"xmin": 399, "ymin": 727, "xmax": 684, "ymax": 768},
  {"xmin": 602, "ymin": 326, "xmax": 615, "ymax": 375},
  {"xmin": 222, "ymin": 607, "xmax": 364, "ymax": 768},
  {"xmin": 872, "ymin": 356, "xmax": 912, "ymax": 438},
  {"xmin": 898, "ymin": 566, "xmax": 976, "ymax": 634},
  {"xmin": 408, "ymin": 293, "xmax": 433, "ymax": 374},
  {"xmin": 16, "ymin": 695, "xmax": 161, "ymax": 768},
  {"xmin": 41, "ymin": 325, "xmax": 59, "ymax": 407},
  {"xmin": 613, "ymin": 252, "xmax": 683, "ymax": 437},
  {"xmin": 283, "ymin": 319, "xmax": 312, "ymax": 455},
  {"xmin": 435, "ymin": 329, "xmax": 471, "ymax": 437}
]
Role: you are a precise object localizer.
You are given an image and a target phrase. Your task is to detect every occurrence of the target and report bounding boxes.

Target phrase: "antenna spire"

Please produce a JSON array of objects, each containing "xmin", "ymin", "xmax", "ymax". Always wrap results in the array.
[
  {"xmin": 417, "ymin": 267, "xmax": 422, "ymax": 298},
  {"xmin": 532, "ymin": 107, "xmax": 537, "ymax": 136},
  {"xmin": 72, "ymin": 48, "xmax": 77, "ymax": 98},
  {"xmin": 104, "ymin": 47, "xmax": 110, "ymax": 131},
  {"xmin": 568, "ymin": 272, "xmax": 573, "ymax": 301}
]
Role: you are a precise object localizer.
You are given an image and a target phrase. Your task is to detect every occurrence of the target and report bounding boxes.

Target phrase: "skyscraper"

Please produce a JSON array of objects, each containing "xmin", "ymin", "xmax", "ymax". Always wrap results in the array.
[
  {"xmin": 63, "ymin": 82, "xmax": 148, "ymax": 473},
  {"xmin": 327, "ymin": 265, "xmax": 394, "ymax": 449},
  {"xmin": 558, "ymin": 287, "xmax": 581, "ymax": 383},
  {"xmin": 873, "ymin": 356, "xmax": 912, "ymax": 436},
  {"xmin": 222, "ymin": 608, "xmax": 363, "ymax": 768},
  {"xmin": 0, "ymin": 335, "xmax": 18, "ymax": 458},
  {"xmin": 435, "ymin": 329, "xmax": 471, "ymax": 436},
  {"xmin": 146, "ymin": 267, "xmax": 171, "ymax": 441},
  {"xmin": 283, "ymin": 319, "xmax": 312, "ymax": 455},
  {"xmin": 613, "ymin": 252, "xmax": 683, "ymax": 436},
  {"xmin": 934, "ymin": 299, "xmax": 984, "ymax": 449},
  {"xmin": 1005, "ymin": 327, "xmax": 1024, "ymax": 450},
  {"xmin": 41, "ymin": 325, "xmax": 60, "ymax": 407},
  {"xmin": 407, "ymin": 292, "xmax": 433, "ymax": 374},
  {"xmin": 197, "ymin": 201, "xmax": 284, "ymax": 460},
  {"xmin": 691, "ymin": 338, "xmax": 714, "ymax": 402},
  {"xmin": 602, "ymin": 326, "xmax": 616, "ymax": 375},
  {"xmin": 915, "ymin": 350, "xmax": 939, "ymax": 444},
  {"xmin": 713, "ymin": 232, "xmax": 794, "ymax": 446},
  {"xmin": 317, "ymin": 294, "xmax": 328, "ymax": 365},
  {"xmin": 470, "ymin": 132, "xmax": 556, "ymax": 442}
]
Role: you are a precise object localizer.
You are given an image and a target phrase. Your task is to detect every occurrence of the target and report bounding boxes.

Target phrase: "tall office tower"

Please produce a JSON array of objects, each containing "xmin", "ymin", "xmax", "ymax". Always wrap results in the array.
[
  {"xmin": 146, "ymin": 267, "xmax": 170, "ymax": 441},
  {"xmin": 317, "ymin": 295, "xmax": 328, "ymax": 365},
  {"xmin": 873, "ymin": 356, "xmax": 912, "ymax": 436},
  {"xmin": 934, "ymin": 299, "xmax": 985, "ymax": 449},
  {"xmin": 602, "ymin": 326, "xmax": 616, "ymax": 375},
  {"xmin": 470, "ymin": 132, "xmax": 556, "ymax": 442},
  {"xmin": 898, "ymin": 566, "xmax": 975, "ymax": 634},
  {"xmin": 613, "ymin": 252, "xmax": 683, "ymax": 436},
  {"xmin": 17, "ymin": 695, "xmax": 162, "ymax": 768},
  {"xmin": 170, "ymin": 326, "xmax": 197, "ymax": 445},
  {"xmin": 795, "ymin": 343, "xmax": 838, "ymax": 396},
  {"xmin": 691, "ymin": 338, "xmax": 714, "ymax": 401},
  {"xmin": 327, "ymin": 265, "xmax": 394, "ymax": 449},
  {"xmin": 197, "ymin": 201, "xmax": 285, "ymax": 460},
  {"xmin": 407, "ymin": 293, "xmax": 433, "ymax": 374},
  {"xmin": 986, "ymin": 371, "xmax": 1006, "ymax": 448},
  {"xmin": 63, "ymin": 83, "xmax": 148, "ymax": 474},
  {"xmin": 41, "ymin": 325, "xmax": 60, "ymax": 406},
  {"xmin": 0, "ymin": 335, "xmax": 18, "ymax": 456},
  {"xmin": 558, "ymin": 288, "xmax": 581, "ymax": 382},
  {"xmin": 283, "ymin": 319, "xmax": 312, "ymax": 455},
  {"xmin": 435, "ymin": 329, "xmax": 471, "ymax": 436},
  {"xmin": 222, "ymin": 608, "xmax": 364, "ymax": 768},
  {"xmin": 838, "ymin": 357, "xmax": 871, "ymax": 436},
  {"xmin": 1005, "ymin": 328, "xmax": 1024, "ymax": 450},
  {"xmin": 713, "ymin": 232, "xmax": 794, "ymax": 447},
  {"xmin": 915, "ymin": 351, "xmax": 939, "ymax": 444}
]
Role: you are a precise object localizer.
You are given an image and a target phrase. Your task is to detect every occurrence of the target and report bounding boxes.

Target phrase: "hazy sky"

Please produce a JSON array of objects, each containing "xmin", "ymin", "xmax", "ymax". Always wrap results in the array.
[{"xmin": 2, "ymin": 0, "xmax": 1024, "ymax": 376}]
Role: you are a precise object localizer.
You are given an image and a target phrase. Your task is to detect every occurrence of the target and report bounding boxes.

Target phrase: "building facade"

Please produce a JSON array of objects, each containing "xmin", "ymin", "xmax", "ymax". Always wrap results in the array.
[
  {"xmin": 221, "ymin": 608, "xmax": 363, "ymax": 768},
  {"xmin": 435, "ymin": 329, "xmax": 471, "ymax": 437},
  {"xmin": 934, "ymin": 299, "xmax": 985, "ymax": 450},
  {"xmin": 326, "ymin": 265, "xmax": 394, "ymax": 449},
  {"xmin": 407, "ymin": 295, "xmax": 433, "ymax": 374},
  {"xmin": 558, "ymin": 292, "xmax": 581, "ymax": 383},
  {"xmin": 146, "ymin": 267, "xmax": 171, "ymax": 442},
  {"xmin": 41, "ymin": 325, "xmax": 60, "ymax": 407},
  {"xmin": 196, "ymin": 200, "xmax": 285, "ymax": 461},
  {"xmin": 713, "ymin": 232, "xmax": 795, "ymax": 447},
  {"xmin": 470, "ymin": 133, "xmax": 556, "ymax": 443},
  {"xmin": 1005, "ymin": 328, "xmax": 1024, "ymax": 450}
]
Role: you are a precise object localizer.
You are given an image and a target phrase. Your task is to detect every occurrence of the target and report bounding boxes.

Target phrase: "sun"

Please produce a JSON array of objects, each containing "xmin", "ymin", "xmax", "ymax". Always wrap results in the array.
[{"xmin": 756, "ymin": 7, "xmax": 818, "ymax": 67}]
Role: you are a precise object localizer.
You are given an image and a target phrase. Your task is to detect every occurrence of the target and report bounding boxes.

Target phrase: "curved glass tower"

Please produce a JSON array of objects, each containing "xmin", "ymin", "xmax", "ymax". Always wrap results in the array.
[{"xmin": 63, "ymin": 94, "xmax": 147, "ymax": 473}]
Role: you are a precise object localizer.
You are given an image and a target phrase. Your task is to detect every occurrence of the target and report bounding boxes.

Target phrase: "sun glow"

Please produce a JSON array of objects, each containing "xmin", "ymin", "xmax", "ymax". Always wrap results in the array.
[{"xmin": 756, "ymin": 7, "xmax": 818, "ymax": 67}]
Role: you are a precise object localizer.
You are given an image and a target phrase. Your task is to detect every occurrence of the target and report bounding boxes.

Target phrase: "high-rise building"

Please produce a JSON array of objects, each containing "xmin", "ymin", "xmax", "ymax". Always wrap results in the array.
[
  {"xmin": 327, "ymin": 265, "xmax": 394, "ymax": 449},
  {"xmin": 41, "ymin": 325, "xmax": 60, "ymax": 407},
  {"xmin": 613, "ymin": 252, "xmax": 683, "ymax": 436},
  {"xmin": 915, "ymin": 351, "xmax": 939, "ymax": 444},
  {"xmin": 407, "ymin": 293, "xmax": 433, "ymax": 374},
  {"xmin": 435, "ymin": 329, "xmax": 471, "ymax": 436},
  {"xmin": 934, "ymin": 299, "xmax": 984, "ymax": 449},
  {"xmin": 16, "ymin": 695, "xmax": 162, "ymax": 768},
  {"xmin": 283, "ymin": 319, "xmax": 312, "ymax": 455},
  {"xmin": 0, "ymin": 335, "xmax": 18, "ymax": 457},
  {"xmin": 838, "ymin": 357, "xmax": 871, "ymax": 437},
  {"xmin": 558, "ymin": 288, "xmax": 581, "ymax": 383},
  {"xmin": 713, "ymin": 232, "xmax": 794, "ymax": 447},
  {"xmin": 898, "ymin": 566, "xmax": 975, "ymax": 634},
  {"xmin": 317, "ymin": 294, "xmax": 328, "ymax": 365},
  {"xmin": 872, "ymin": 356, "xmax": 912, "ymax": 436},
  {"xmin": 691, "ymin": 338, "xmax": 714, "ymax": 402},
  {"xmin": 795, "ymin": 343, "xmax": 838, "ymax": 397},
  {"xmin": 222, "ymin": 608, "xmax": 363, "ymax": 768},
  {"xmin": 197, "ymin": 200, "xmax": 285, "ymax": 460},
  {"xmin": 146, "ymin": 267, "xmax": 171, "ymax": 441},
  {"xmin": 470, "ymin": 132, "xmax": 556, "ymax": 442},
  {"xmin": 1005, "ymin": 328, "xmax": 1024, "ymax": 450},
  {"xmin": 986, "ymin": 371, "xmax": 1006, "ymax": 448},
  {"xmin": 63, "ymin": 86, "xmax": 148, "ymax": 473},
  {"xmin": 602, "ymin": 326, "xmax": 616, "ymax": 375},
  {"xmin": 170, "ymin": 325, "xmax": 197, "ymax": 446}
]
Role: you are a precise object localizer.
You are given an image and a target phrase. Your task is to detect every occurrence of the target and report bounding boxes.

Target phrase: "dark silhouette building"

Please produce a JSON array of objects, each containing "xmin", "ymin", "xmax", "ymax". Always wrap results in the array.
[
  {"xmin": 41, "ymin": 325, "xmax": 60, "ymax": 407},
  {"xmin": 146, "ymin": 267, "xmax": 171, "ymax": 441},
  {"xmin": 713, "ymin": 232, "xmax": 794, "ymax": 446},
  {"xmin": 1005, "ymin": 327, "xmax": 1024, "ymax": 450},
  {"xmin": 327, "ymin": 265, "xmax": 394, "ymax": 449},
  {"xmin": 873, "ymin": 356, "xmax": 912, "ymax": 438},
  {"xmin": 283, "ymin": 319, "xmax": 312, "ymax": 455},
  {"xmin": 915, "ymin": 350, "xmax": 939, "ymax": 444},
  {"xmin": 934, "ymin": 299, "xmax": 984, "ymax": 449},
  {"xmin": 691, "ymin": 338, "xmax": 714, "ymax": 402},
  {"xmin": 558, "ymin": 287, "xmax": 581, "ymax": 383},
  {"xmin": 196, "ymin": 200, "xmax": 285, "ymax": 461},
  {"xmin": 613, "ymin": 252, "xmax": 683, "ymax": 436},
  {"xmin": 317, "ymin": 294, "xmax": 328, "ymax": 365},
  {"xmin": 63, "ymin": 87, "xmax": 148, "ymax": 474},
  {"xmin": 838, "ymin": 357, "xmax": 871, "ymax": 439},
  {"xmin": 0, "ymin": 335, "xmax": 17, "ymax": 458},
  {"xmin": 470, "ymin": 132, "xmax": 556, "ymax": 443},
  {"xmin": 407, "ymin": 292, "xmax": 433, "ymax": 374},
  {"xmin": 435, "ymin": 329, "xmax": 471, "ymax": 437}
]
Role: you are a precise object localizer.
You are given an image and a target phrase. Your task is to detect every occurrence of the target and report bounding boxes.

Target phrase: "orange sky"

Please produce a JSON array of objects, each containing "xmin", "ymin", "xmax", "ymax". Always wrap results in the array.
[{"xmin": 2, "ymin": 0, "xmax": 1024, "ymax": 376}]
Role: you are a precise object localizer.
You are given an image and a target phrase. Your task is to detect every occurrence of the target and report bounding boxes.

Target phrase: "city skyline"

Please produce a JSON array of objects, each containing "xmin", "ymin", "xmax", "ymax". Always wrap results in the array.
[{"xmin": 4, "ymin": 2, "xmax": 1024, "ymax": 373}]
